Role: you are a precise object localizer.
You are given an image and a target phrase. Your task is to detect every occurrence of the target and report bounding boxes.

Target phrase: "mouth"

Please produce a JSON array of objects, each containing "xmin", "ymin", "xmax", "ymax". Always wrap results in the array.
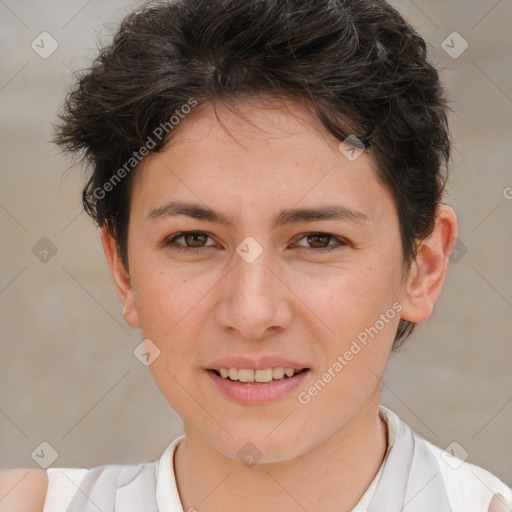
[
  {"xmin": 206, "ymin": 366, "xmax": 311, "ymax": 404},
  {"xmin": 207, "ymin": 367, "xmax": 310, "ymax": 384}
]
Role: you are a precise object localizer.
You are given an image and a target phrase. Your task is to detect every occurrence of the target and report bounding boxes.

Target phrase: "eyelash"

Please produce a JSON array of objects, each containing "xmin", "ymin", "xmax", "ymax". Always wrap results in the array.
[{"xmin": 163, "ymin": 231, "xmax": 348, "ymax": 254}]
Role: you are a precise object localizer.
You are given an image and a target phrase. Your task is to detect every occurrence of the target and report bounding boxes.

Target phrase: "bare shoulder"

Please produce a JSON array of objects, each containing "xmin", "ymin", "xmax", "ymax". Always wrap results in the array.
[{"xmin": 0, "ymin": 468, "xmax": 48, "ymax": 512}]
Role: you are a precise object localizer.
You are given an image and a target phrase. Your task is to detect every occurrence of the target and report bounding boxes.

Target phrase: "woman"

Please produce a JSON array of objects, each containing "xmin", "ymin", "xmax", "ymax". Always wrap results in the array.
[{"xmin": 1, "ymin": 0, "xmax": 510, "ymax": 510}]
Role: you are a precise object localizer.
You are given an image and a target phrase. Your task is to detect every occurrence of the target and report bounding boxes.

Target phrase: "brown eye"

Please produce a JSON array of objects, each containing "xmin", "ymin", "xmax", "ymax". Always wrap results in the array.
[
  {"xmin": 164, "ymin": 231, "xmax": 215, "ymax": 252},
  {"xmin": 306, "ymin": 233, "xmax": 332, "ymax": 249},
  {"xmin": 183, "ymin": 232, "xmax": 209, "ymax": 247},
  {"xmin": 295, "ymin": 232, "xmax": 346, "ymax": 252}
]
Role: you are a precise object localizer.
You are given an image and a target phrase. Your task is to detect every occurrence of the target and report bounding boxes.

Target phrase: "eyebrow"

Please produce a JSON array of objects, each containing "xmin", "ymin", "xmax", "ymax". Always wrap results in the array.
[{"xmin": 147, "ymin": 200, "xmax": 369, "ymax": 228}]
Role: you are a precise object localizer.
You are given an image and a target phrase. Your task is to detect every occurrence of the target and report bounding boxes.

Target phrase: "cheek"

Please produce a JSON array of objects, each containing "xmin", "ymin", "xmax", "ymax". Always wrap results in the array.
[
  {"xmin": 297, "ymin": 262, "xmax": 401, "ymax": 379},
  {"xmin": 290, "ymin": 259, "xmax": 400, "ymax": 330},
  {"xmin": 132, "ymin": 263, "xmax": 197, "ymax": 332},
  {"xmin": 134, "ymin": 269, "xmax": 205, "ymax": 407},
  {"xmin": 131, "ymin": 264, "xmax": 218, "ymax": 371}
]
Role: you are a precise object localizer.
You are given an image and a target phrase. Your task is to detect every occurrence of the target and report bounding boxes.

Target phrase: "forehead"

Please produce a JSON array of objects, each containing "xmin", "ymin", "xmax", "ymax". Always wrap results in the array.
[
  {"xmin": 156, "ymin": 96, "xmax": 365, "ymax": 164},
  {"xmin": 130, "ymin": 97, "xmax": 394, "ymax": 226}
]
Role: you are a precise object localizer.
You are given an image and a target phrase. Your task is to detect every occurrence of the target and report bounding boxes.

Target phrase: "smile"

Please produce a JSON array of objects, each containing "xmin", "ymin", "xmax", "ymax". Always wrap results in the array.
[
  {"xmin": 212, "ymin": 367, "xmax": 308, "ymax": 383},
  {"xmin": 206, "ymin": 368, "xmax": 311, "ymax": 404}
]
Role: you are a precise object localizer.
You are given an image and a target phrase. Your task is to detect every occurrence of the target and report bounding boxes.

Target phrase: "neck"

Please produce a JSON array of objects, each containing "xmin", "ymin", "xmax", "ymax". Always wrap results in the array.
[{"xmin": 174, "ymin": 398, "xmax": 388, "ymax": 512}]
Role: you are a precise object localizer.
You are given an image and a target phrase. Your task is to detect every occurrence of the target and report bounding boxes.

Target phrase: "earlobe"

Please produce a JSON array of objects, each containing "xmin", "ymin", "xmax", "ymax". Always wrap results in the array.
[
  {"xmin": 400, "ymin": 204, "xmax": 458, "ymax": 323},
  {"xmin": 100, "ymin": 227, "xmax": 140, "ymax": 329}
]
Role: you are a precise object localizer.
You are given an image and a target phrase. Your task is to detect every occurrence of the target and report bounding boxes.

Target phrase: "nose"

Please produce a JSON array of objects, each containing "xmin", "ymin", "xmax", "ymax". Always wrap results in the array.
[{"xmin": 216, "ymin": 247, "xmax": 293, "ymax": 340}]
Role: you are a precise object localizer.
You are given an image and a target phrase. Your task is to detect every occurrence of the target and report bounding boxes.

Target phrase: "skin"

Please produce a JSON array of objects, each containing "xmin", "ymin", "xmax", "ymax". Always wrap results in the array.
[
  {"xmin": 0, "ymin": 469, "xmax": 47, "ymax": 511},
  {"xmin": 101, "ymin": 96, "xmax": 457, "ymax": 512}
]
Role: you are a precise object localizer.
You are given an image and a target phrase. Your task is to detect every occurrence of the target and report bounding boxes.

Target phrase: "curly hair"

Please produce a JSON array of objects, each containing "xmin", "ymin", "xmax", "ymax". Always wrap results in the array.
[{"xmin": 53, "ymin": 0, "xmax": 452, "ymax": 350}]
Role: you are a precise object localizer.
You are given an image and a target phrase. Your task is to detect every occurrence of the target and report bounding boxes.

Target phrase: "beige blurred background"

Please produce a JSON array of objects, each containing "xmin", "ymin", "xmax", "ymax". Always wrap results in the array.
[{"xmin": 1, "ymin": 0, "xmax": 511, "ymax": 487}]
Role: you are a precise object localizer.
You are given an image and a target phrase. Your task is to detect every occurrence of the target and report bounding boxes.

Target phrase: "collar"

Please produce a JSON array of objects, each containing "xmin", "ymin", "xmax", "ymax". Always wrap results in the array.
[
  {"xmin": 67, "ymin": 406, "xmax": 453, "ymax": 511},
  {"xmin": 368, "ymin": 406, "xmax": 453, "ymax": 511}
]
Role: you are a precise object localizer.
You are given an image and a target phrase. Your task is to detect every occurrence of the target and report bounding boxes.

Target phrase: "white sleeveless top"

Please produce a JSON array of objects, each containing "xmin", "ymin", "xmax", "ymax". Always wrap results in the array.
[{"xmin": 42, "ymin": 406, "xmax": 512, "ymax": 511}]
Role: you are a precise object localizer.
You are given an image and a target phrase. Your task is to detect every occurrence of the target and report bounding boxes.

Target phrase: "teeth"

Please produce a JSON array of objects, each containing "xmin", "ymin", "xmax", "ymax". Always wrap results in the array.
[
  {"xmin": 273, "ymin": 367, "xmax": 285, "ymax": 379},
  {"xmin": 215, "ymin": 367, "xmax": 302, "ymax": 383},
  {"xmin": 255, "ymin": 369, "xmax": 273, "ymax": 383},
  {"xmin": 238, "ymin": 369, "xmax": 254, "ymax": 382}
]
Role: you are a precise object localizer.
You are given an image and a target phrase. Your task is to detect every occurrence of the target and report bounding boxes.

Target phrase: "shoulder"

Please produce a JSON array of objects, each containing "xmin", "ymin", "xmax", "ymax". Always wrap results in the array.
[
  {"xmin": 418, "ymin": 435, "xmax": 512, "ymax": 511},
  {"xmin": 0, "ymin": 468, "xmax": 48, "ymax": 512},
  {"xmin": 380, "ymin": 406, "xmax": 512, "ymax": 511}
]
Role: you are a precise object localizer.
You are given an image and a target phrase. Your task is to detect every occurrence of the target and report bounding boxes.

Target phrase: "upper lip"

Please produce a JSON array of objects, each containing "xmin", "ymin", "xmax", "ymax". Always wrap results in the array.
[{"xmin": 207, "ymin": 356, "xmax": 310, "ymax": 371}]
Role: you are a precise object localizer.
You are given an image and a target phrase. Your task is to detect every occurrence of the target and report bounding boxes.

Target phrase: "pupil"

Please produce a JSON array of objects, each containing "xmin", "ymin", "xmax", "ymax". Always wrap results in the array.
[
  {"xmin": 309, "ymin": 234, "xmax": 328, "ymax": 248},
  {"xmin": 187, "ymin": 232, "xmax": 205, "ymax": 247}
]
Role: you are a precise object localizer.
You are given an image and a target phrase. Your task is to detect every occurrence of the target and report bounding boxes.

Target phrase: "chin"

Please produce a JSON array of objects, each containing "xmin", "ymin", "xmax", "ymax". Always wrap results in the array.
[{"xmin": 213, "ymin": 425, "xmax": 314, "ymax": 465}]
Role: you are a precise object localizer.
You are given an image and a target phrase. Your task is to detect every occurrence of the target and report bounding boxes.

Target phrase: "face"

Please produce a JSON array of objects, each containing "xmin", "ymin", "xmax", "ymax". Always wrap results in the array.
[{"xmin": 105, "ymin": 97, "xmax": 419, "ymax": 462}]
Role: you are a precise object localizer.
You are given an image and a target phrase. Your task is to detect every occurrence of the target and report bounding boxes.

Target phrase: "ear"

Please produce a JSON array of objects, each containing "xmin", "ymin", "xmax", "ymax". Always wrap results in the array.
[
  {"xmin": 400, "ymin": 204, "xmax": 458, "ymax": 323},
  {"xmin": 100, "ymin": 227, "xmax": 140, "ymax": 329}
]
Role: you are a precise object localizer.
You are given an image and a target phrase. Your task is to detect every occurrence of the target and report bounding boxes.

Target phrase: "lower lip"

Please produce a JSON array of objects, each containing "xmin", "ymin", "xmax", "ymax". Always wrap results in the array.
[{"xmin": 206, "ymin": 369, "xmax": 310, "ymax": 405}]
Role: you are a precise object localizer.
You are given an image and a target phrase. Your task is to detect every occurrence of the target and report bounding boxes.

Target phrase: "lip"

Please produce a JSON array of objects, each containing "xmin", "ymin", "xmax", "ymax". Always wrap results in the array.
[
  {"xmin": 206, "ymin": 356, "xmax": 310, "ymax": 371},
  {"xmin": 206, "ymin": 367, "xmax": 310, "ymax": 405}
]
